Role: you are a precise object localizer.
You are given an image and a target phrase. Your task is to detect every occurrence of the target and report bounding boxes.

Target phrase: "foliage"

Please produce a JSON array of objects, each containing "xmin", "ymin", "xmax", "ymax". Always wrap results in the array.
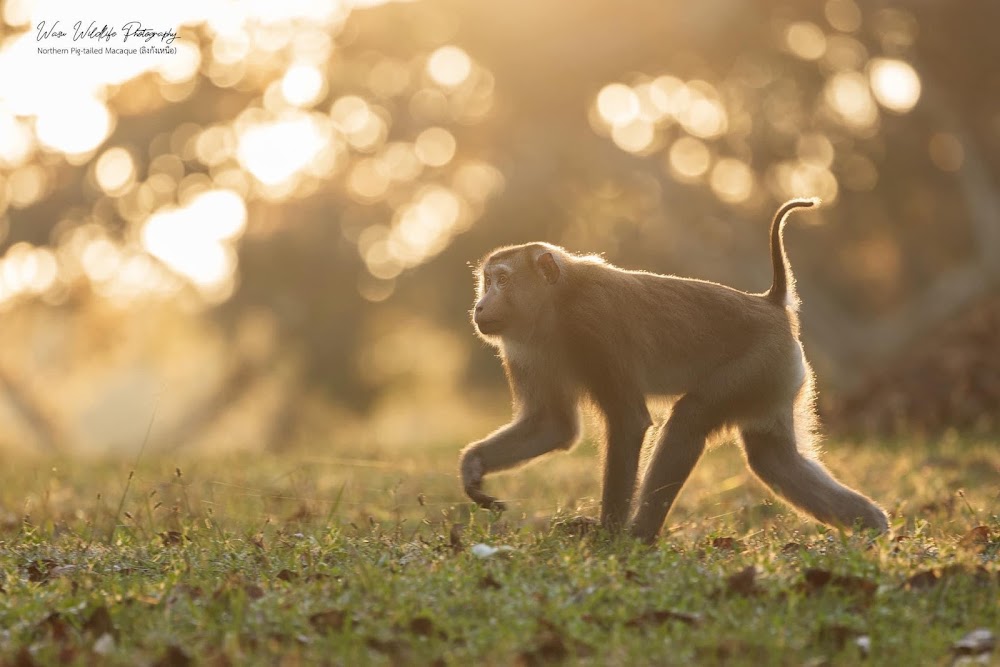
[{"xmin": 0, "ymin": 438, "xmax": 996, "ymax": 665}]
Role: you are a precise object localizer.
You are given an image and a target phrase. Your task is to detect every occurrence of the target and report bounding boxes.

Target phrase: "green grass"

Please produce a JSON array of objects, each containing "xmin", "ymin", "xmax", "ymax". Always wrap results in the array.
[{"xmin": 0, "ymin": 437, "xmax": 997, "ymax": 665}]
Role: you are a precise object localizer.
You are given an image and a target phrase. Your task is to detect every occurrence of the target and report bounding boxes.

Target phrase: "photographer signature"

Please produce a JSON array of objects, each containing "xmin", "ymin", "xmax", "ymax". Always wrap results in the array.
[{"xmin": 36, "ymin": 20, "xmax": 177, "ymax": 45}]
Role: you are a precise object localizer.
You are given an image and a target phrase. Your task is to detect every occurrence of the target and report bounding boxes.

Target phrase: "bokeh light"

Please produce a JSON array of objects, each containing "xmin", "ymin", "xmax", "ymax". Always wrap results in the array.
[
  {"xmin": 237, "ymin": 114, "xmax": 330, "ymax": 186},
  {"xmin": 427, "ymin": 46, "xmax": 473, "ymax": 88},
  {"xmin": 868, "ymin": 58, "xmax": 921, "ymax": 113},
  {"xmin": 668, "ymin": 137, "xmax": 711, "ymax": 181},
  {"xmin": 611, "ymin": 119, "xmax": 655, "ymax": 154},
  {"xmin": 825, "ymin": 0, "xmax": 862, "ymax": 33},
  {"xmin": 710, "ymin": 158, "xmax": 755, "ymax": 204},
  {"xmin": 0, "ymin": 242, "xmax": 58, "ymax": 303},
  {"xmin": 785, "ymin": 22, "xmax": 827, "ymax": 61},
  {"xmin": 825, "ymin": 71, "xmax": 879, "ymax": 132},
  {"xmin": 596, "ymin": 84, "xmax": 640, "ymax": 127},
  {"xmin": 281, "ymin": 64, "xmax": 327, "ymax": 108},
  {"xmin": 142, "ymin": 189, "xmax": 247, "ymax": 293},
  {"xmin": 414, "ymin": 127, "xmax": 457, "ymax": 167},
  {"xmin": 0, "ymin": 112, "xmax": 35, "ymax": 167},
  {"xmin": 35, "ymin": 96, "xmax": 113, "ymax": 157},
  {"xmin": 94, "ymin": 148, "xmax": 136, "ymax": 196}
]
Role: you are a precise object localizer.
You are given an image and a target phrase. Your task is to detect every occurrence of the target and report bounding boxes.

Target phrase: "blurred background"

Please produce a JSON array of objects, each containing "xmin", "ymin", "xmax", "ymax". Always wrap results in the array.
[{"xmin": 0, "ymin": 0, "xmax": 998, "ymax": 457}]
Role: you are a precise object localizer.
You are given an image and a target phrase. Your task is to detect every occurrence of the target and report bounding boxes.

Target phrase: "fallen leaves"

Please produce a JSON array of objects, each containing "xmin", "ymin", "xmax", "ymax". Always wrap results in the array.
[
  {"xmin": 710, "ymin": 536, "xmax": 742, "ymax": 552},
  {"xmin": 82, "ymin": 605, "xmax": 116, "ymax": 639},
  {"xmin": 309, "ymin": 610, "xmax": 346, "ymax": 633},
  {"xmin": 724, "ymin": 565, "xmax": 761, "ymax": 597},
  {"xmin": 517, "ymin": 619, "xmax": 590, "ymax": 665},
  {"xmin": 958, "ymin": 525, "xmax": 993, "ymax": 553},
  {"xmin": 902, "ymin": 564, "xmax": 993, "ymax": 591},
  {"xmin": 801, "ymin": 568, "xmax": 878, "ymax": 599},
  {"xmin": 152, "ymin": 645, "xmax": 193, "ymax": 667}
]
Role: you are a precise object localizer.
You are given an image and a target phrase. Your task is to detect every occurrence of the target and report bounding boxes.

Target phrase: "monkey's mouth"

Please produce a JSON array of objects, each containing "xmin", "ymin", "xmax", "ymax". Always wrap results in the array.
[{"xmin": 475, "ymin": 318, "xmax": 503, "ymax": 335}]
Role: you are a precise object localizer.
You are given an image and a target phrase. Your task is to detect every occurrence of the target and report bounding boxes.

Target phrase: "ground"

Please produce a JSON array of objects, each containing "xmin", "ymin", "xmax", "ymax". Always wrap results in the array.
[{"xmin": 0, "ymin": 435, "xmax": 997, "ymax": 665}]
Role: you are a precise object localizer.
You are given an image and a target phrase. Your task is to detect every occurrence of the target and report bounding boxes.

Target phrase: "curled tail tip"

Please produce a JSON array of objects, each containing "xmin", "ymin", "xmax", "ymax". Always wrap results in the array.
[{"xmin": 786, "ymin": 196, "xmax": 821, "ymax": 210}]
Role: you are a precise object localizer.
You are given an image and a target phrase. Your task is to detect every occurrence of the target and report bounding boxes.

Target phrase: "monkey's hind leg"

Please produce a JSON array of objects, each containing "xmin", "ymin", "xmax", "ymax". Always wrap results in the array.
[
  {"xmin": 740, "ymin": 415, "xmax": 888, "ymax": 533},
  {"xmin": 628, "ymin": 396, "xmax": 716, "ymax": 542}
]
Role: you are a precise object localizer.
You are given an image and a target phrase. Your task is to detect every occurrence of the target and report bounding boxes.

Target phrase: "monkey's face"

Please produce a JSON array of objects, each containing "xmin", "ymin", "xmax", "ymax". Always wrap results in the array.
[{"xmin": 473, "ymin": 248, "xmax": 559, "ymax": 341}]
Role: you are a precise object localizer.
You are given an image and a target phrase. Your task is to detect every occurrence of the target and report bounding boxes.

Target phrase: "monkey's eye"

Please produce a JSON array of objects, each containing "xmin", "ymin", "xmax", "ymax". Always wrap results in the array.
[
  {"xmin": 484, "ymin": 276, "xmax": 492, "ymax": 288},
  {"xmin": 497, "ymin": 274, "xmax": 509, "ymax": 287}
]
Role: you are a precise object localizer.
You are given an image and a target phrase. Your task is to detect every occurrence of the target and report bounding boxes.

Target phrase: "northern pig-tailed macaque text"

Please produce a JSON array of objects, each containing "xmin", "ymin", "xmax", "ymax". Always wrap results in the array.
[{"xmin": 460, "ymin": 198, "xmax": 888, "ymax": 542}]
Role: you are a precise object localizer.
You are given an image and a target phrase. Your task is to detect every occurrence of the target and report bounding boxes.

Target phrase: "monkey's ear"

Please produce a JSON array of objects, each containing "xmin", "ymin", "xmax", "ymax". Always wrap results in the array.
[{"xmin": 537, "ymin": 252, "xmax": 560, "ymax": 284}]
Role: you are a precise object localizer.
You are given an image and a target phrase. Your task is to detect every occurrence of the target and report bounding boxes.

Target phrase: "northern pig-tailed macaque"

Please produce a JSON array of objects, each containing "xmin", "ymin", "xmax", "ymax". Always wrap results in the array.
[{"xmin": 460, "ymin": 198, "xmax": 888, "ymax": 541}]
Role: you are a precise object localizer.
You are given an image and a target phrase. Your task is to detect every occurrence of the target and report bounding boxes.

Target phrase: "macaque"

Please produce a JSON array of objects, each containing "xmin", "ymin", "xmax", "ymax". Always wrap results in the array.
[{"xmin": 460, "ymin": 198, "xmax": 888, "ymax": 541}]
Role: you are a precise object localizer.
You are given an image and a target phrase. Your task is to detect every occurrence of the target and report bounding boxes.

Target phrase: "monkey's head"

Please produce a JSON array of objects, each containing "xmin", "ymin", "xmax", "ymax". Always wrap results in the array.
[{"xmin": 472, "ymin": 243, "xmax": 565, "ymax": 343}]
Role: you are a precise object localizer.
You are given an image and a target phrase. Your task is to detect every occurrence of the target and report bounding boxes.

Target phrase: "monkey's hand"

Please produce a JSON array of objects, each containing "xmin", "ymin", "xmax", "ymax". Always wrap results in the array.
[
  {"xmin": 465, "ymin": 485, "xmax": 508, "ymax": 512},
  {"xmin": 460, "ymin": 451, "xmax": 507, "ymax": 511}
]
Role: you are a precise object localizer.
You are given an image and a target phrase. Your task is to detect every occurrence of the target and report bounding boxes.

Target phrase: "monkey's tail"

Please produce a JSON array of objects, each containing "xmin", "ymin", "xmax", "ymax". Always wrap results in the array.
[{"xmin": 765, "ymin": 198, "xmax": 820, "ymax": 307}]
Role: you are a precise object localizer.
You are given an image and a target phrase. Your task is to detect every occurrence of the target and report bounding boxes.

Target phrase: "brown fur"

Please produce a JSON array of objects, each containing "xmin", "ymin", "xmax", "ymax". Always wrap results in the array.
[{"xmin": 460, "ymin": 199, "xmax": 888, "ymax": 541}]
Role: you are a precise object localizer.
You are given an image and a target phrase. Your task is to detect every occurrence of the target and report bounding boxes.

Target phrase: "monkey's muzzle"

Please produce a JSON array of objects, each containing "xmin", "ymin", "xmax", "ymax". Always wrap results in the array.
[{"xmin": 474, "ymin": 315, "xmax": 502, "ymax": 335}]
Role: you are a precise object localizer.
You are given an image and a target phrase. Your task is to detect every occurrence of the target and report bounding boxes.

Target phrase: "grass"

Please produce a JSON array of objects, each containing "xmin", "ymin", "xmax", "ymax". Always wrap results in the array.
[{"xmin": 0, "ymin": 435, "xmax": 997, "ymax": 666}]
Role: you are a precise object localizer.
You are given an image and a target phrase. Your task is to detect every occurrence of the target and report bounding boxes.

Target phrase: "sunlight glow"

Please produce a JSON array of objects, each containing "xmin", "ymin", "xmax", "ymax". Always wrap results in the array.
[
  {"xmin": 596, "ymin": 84, "xmax": 640, "ymax": 127},
  {"xmin": 330, "ymin": 96, "xmax": 387, "ymax": 151},
  {"xmin": 81, "ymin": 238, "xmax": 124, "ymax": 283},
  {"xmin": 237, "ymin": 114, "xmax": 328, "ymax": 186},
  {"xmin": 825, "ymin": 0, "xmax": 862, "ymax": 33},
  {"xmin": 771, "ymin": 160, "xmax": 839, "ymax": 203},
  {"xmin": 678, "ymin": 92, "xmax": 728, "ymax": 139},
  {"xmin": 0, "ymin": 111, "xmax": 35, "ymax": 167},
  {"xmin": 427, "ymin": 46, "xmax": 473, "ymax": 88},
  {"xmin": 797, "ymin": 134, "xmax": 834, "ymax": 168},
  {"xmin": 195, "ymin": 125, "xmax": 237, "ymax": 167},
  {"xmin": 7, "ymin": 165, "xmax": 47, "ymax": 208},
  {"xmin": 710, "ymin": 158, "xmax": 754, "ymax": 204},
  {"xmin": 95, "ymin": 148, "xmax": 136, "ymax": 196},
  {"xmin": 158, "ymin": 41, "xmax": 202, "ymax": 84},
  {"xmin": 822, "ymin": 35, "xmax": 868, "ymax": 72},
  {"xmin": 347, "ymin": 158, "xmax": 390, "ymax": 202},
  {"xmin": 785, "ymin": 22, "xmax": 827, "ymax": 60},
  {"xmin": 668, "ymin": 137, "xmax": 711, "ymax": 181},
  {"xmin": 825, "ymin": 71, "xmax": 878, "ymax": 131},
  {"xmin": 648, "ymin": 76, "xmax": 688, "ymax": 117},
  {"xmin": 868, "ymin": 58, "xmax": 921, "ymax": 113},
  {"xmin": 451, "ymin": 161, "xmax": 505, "ymax": 204},
  {"xmin": 611, "ymin": 119, "xmax": 655, "ymax": 154},
  {"xmin": 142, "ymin": 189, "xmax": 247, "ymax": 290},
  {"xmin": 379, "ymin": 143, "xmax": 423, "ymax": 182},
  {"xmin": 0, "ymin": 243, "xmax": 58, "ymax": 299},
  {"xmin": 282, "ymin": 64, "xmax": 326, "ymax": 107},
  {"xmin": 385, "ymin": 186, "xmax": 465, "ymax": 270},
  {"xmin": 35, "ymin": 95, "xmax": 113, "ymax": 157},
  {"xmin": 414, "ymin": 127, "xmax": 456, "ymax": 167}
]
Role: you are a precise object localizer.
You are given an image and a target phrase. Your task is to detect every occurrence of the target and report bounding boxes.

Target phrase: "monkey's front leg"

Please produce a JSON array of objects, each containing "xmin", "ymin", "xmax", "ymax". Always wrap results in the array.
[{"xmin": 460, "ymin": 413, "xmax": 579, "ymax": 511}]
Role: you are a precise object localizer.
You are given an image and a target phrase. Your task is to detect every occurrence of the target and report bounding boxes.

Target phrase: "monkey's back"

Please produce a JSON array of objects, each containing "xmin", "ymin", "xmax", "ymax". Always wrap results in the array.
[{"xmin": 558, "ymin": 262, "xmax": 801, "ymax": 400}]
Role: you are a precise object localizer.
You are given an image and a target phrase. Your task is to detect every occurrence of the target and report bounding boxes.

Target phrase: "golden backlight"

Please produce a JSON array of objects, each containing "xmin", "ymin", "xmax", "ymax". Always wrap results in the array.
[
  {"xmin": 0, "ymin": 0, "xmax": 413, "ymax": 305},
  {"xmin": 0, "ymin": 0, "xmax": 930, "ymax": 314},
  {"xmin": 141, "ymin": 189, "xmax": 247, "ymax": 299}
]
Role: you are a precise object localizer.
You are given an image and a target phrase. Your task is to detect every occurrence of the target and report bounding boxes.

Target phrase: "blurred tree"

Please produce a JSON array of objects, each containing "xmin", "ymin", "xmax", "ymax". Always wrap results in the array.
[{"xmin": 0, "ymin": 0, "xmax": 997, "ymax": 451}]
